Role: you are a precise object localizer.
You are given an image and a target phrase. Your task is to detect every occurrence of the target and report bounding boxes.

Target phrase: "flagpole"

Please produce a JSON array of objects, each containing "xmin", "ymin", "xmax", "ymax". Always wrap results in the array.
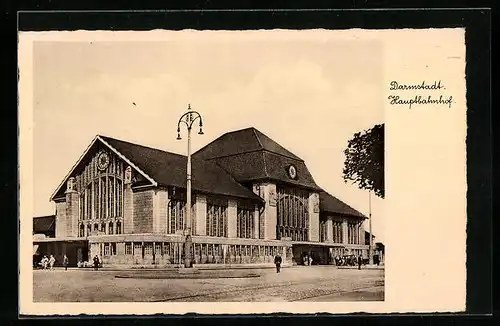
[{"xmin": 368, "ymin": 190, "xmax": 373, "ymax": 265}]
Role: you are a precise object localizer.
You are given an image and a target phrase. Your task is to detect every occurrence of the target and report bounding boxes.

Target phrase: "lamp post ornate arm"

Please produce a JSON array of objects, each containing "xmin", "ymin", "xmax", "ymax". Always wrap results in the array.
[{"xmin": 176, "ymin": 104, "xmax": 203, "ymax": 268}]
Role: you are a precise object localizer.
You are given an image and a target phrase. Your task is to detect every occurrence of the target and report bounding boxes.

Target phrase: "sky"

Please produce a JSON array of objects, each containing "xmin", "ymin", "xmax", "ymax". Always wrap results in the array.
[{"xmin": 32, "ymin": 30, "xmax": 385, "ymax": 241}]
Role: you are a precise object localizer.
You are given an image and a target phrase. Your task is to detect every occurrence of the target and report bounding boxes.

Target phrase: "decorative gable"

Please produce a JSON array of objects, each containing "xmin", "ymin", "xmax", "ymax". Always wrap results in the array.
[{"xmin": 50, "ymin": 136, "xmax": 156, "ymax": 201}]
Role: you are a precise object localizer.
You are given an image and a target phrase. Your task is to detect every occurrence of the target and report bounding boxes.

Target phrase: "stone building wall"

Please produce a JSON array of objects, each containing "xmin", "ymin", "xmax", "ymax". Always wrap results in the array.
[{"xmin": 133, "ymin": 189, "xmax": 154, "ymax": 233}]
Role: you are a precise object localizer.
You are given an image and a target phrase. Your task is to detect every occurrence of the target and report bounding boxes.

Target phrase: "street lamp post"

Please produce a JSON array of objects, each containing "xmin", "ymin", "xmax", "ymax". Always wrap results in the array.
[{"xmin": 176, "ymin": 105, "xmax": 204, "ymax": 268}]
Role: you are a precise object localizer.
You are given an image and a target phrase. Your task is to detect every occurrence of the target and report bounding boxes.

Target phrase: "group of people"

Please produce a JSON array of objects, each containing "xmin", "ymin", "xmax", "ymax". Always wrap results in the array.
[
  {"xmin": 273, "ymin": 252, "xmax": 379, "ymax": 272},
  {"xmin": 334, "ymin": 255, "xmax": 360, "ymax": 267},
  {"xmin": 333, "ymin": 255, "xmax": 367, "ymax": 270},
  {"xmin": 302, "ymin": 254, "xmax": 314, "ymax": 266},
  {"xmin": 37, "ymin": 254, "xmax": 102, "ymax": 270},
  {"xmin": 334, "ymin": 254, "xmax": 381, "ymax": 268},
  {"xmin": 273, "ymin": 253, "xmax": 315, "ymax": 273},
  {"xmin": 38, "ymin": 254, "xmax": 69, "ymax": 271},
  {"xmin": 76, "ymin": 255, "xmax": 102, "ymax": 270}
]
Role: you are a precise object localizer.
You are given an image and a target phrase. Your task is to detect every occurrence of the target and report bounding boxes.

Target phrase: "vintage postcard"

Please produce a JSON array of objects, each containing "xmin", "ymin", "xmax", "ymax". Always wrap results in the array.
[{"xmin": 18, "ymin": 28, "xmax": 466, "ymax": 315}]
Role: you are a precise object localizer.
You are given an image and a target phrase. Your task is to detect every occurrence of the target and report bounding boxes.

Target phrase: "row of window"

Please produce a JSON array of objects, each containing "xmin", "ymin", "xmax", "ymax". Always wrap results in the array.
[
  {"xmin": 167, "ymin": 198, "xmax": 255, "ymax": 239},
  {"xmin": 347, "ymin": 222, "xmax": 361, "ymax": 244},
  {"xmin": 79, "ymin": 221, "xmax": 122, "ymax": 237},
  {"xmin": 319, "ymin": 220, "xmax": 345, "ymax": 243},
  {"xmin": 103, "ymin": 243, "xmax": 117, "ymax": 256},
  {"xmin": 119, "ymin": 242, "xmax": 291, "ymax": 257},
  {"xmin": 95, "ymin": 242, "xmax": 297, "ymax": 264}
]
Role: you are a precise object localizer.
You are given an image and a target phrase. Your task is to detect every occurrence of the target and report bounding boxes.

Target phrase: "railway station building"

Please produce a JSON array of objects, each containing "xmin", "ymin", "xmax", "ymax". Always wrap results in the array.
[{"xmin": 33, "ymin": 127, "xmax": 370, "ymax": 267}]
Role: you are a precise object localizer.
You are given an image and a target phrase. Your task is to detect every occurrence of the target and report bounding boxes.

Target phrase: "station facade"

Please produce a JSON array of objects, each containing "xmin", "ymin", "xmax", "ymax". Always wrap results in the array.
[{"xmin": 35, "ymin": 127, "xmax": 369, "ymax": 267}]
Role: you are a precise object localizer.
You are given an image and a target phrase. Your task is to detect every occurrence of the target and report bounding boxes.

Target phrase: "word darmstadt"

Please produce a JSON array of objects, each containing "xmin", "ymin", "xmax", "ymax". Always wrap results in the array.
[{"xmin": 389, "ymin": 80, "xmax": 444, "ymax": 91}]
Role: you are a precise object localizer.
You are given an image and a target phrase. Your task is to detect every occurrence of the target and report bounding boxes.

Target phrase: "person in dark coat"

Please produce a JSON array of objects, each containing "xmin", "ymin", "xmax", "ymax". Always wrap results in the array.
[
  {"xmin": 274, "ymin": 254, "xmax": 282, "ymax": 273},
  {"xmin": 93, "ymin": 255, "xmax": 100, "ymax": 271},
  {"xmin": 63, "ymin": 254, "xmax": 69, "ymax": 271},
  {"xmin": 357, "ymin": 255, "xmax": 362, "ymax": 270}
]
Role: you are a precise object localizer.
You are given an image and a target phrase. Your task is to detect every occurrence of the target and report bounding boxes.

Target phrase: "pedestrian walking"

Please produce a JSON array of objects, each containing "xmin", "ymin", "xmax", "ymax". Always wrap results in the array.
[
  {"xmin": 357, "ymin": 255, "xmax": 362, "ymax": 270},
  {"xmin": 93, "ymin": 255, "xmax": 100, "ymax": 271},
  {"xmin": 308, "ymin": 255, "xmax": 313, "ymax": 266},
  {"xmin": 274, "ymin": 253, "xmax": 282, "ymax": 273},
  {"xmin": 49, "ymin": 255, "xmax": 56, "ymax": 270},
  {"xmin": 63, "ymin": 254, "xmax": 69, "ymax": 271}
]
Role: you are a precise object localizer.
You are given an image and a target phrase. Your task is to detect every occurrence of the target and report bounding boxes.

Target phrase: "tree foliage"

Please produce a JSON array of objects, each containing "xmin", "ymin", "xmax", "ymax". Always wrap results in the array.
[{"xmin": 342, "ymin": 123, "xmax": 384, "ymax": 198}]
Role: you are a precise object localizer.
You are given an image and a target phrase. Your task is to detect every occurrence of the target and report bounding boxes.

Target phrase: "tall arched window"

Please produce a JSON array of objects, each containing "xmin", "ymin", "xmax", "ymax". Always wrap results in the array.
[
  {"xmin": 168, "ymin": 199, "xmax": 185, "ymax": 234},
  {"xmin": 79, "ymin": 224, "xmax": 85, "ymax": 237},
  {"xmin": 347, "ymin": 221, "xmax": 359, "ymax": 244},
  {"xmin": 108, "ymin": 222, "xmax": 114, "ymax": 235},
  {"xmin": 77, "ymin": 151, "xmax": 124, "ymax": 221},
  {"xmin": 101, "ymin": 222, "xmax": 106, "ymax": 234},
  {"xmin": 333, "ymin": 220, "xmax": 343, "ymax": 243},
  {"xmin": 116, "ymin": 221, "xmax": 122, "ymax": 234},
  {"xmin": 206, "ymin": 198, "xmax": 228, "ymax": 237},
  {"xmin": 276, "ymin": 187, "xmax": 309, "ymax": 241},
  {"xmin": 319, "ymin": 220, "xmax": 327, "ymax": 242},
  {"xmin": 237, "ymin": 201, "xmax": 254, "ymax": 239}
]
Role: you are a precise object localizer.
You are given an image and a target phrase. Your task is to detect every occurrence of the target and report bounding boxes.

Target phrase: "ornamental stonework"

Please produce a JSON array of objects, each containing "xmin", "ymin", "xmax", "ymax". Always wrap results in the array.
[{"xmin": 313, "ymin": 193, "xmax": 320, "ymax": 213}]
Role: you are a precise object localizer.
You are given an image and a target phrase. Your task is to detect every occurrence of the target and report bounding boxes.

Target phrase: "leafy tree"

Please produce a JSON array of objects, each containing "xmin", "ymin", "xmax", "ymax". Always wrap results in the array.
[{"xmin": 342, "ymin": 124, "xmax": 384, "ymax": 198}]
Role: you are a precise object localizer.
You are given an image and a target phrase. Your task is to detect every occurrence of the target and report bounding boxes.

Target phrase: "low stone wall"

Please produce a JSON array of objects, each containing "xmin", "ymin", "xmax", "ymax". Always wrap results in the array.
[{"xmin": 90, "ymin": 237, "xmax": 292, "ymax": 267}]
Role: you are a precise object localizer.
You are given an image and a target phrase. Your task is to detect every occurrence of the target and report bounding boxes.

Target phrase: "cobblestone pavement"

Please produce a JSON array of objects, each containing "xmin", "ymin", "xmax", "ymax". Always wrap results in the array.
[{"xmin": 33, "ymin": 266, "xmax": 384, "ymax": 302}]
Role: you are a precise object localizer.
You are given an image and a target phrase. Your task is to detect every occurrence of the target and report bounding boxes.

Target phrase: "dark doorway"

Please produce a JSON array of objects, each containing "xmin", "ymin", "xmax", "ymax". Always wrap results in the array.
[{"xmin": 292, "ymin": 244, "xmax": 331, "ymax": 265}]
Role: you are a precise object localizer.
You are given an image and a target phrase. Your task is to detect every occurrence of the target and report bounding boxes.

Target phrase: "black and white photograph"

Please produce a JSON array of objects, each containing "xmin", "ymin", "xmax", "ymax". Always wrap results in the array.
[{"xmin": 18, "ymin": 28, "xmax": 467, "ymax": 315}]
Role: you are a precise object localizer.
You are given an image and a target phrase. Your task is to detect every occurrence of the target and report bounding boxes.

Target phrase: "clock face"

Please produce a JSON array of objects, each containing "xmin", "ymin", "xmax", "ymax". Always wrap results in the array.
[
  {"xmin": 97, "ymin": 152, "xmax": 110, "ymax": 171},
  {"xmin": 288, "ymin": 165, "xmax": 297, "ymax": 179}
]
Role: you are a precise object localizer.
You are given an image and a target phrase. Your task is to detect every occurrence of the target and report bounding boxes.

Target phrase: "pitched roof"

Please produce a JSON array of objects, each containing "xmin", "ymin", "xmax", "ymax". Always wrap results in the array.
[
  {"xmin": 194, "ymin": 127, "xmax": 301, "ymax": 160},
  {"xmin": 33, "ymin": 215, "xmax": 56, "ymax": 234},
  {"xmin": 99, "ymin": 136, "xmax": 263, "ymax": 202},
  {"xmin": 365, "ymin": 230, "xmax": 376, "ymax": 238},
  {"xmin": 319, "ymin": 191, "xmax": 367, "ymax": 219},
  {"xmin": 193, "ymin": 128, "xmax": 321, "ymax": 191}
]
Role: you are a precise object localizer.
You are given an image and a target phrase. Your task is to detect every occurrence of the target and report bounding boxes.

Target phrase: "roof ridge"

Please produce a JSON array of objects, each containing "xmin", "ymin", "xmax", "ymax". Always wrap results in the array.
[
  {"xmin": 219, "ymin": 126, "xmax": 256, "ymax": 137},
  {"xmin": 192, "ymin": 127, "xmax": 259, "ymax": 158},
  {"xmin": 202, "ymin": 149, "xmax": 265, "ymax": 160},
  {"xmin": 252, "ymin": 129, "xmax": 302, "ymax": 160},
  {"xmin": 252, "ymin": 127, "xmax": 264, "ymax": 150},
  {"xmin": 262, "ymin": 150, "xmax": 269, "ymax": 178},
  {"xmin": 262, "ymin": 149, "xmax": 305, "ymax": 162}
]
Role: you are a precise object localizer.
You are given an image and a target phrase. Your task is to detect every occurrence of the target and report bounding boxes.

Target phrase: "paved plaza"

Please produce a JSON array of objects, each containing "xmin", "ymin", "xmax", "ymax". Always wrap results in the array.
[{"xmin": 33, "ymin": 265, "xmax": 384, "ymax": 302}]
